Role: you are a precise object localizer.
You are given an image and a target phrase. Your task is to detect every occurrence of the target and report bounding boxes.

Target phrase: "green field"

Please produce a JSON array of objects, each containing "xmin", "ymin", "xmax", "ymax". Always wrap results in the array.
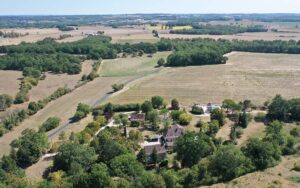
[{"xmin": 99, "ymin": 51, "xmax": 171, "ymax": 77}]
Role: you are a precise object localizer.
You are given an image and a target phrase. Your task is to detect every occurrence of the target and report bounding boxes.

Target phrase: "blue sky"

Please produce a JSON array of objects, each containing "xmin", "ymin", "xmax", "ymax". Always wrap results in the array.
[{"xmin": 1, "ymin": 0, "xmax": 300, "ymax": 15}]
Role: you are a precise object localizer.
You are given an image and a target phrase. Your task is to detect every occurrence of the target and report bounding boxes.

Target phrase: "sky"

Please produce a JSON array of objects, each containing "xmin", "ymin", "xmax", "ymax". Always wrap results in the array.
[{"xmin": 1, "ymin": 0, "xmax": 300, "ymax": 15}]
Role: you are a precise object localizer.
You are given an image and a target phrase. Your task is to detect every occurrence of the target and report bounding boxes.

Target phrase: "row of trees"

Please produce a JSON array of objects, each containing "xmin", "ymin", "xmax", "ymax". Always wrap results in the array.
[
  {"xmin": 0, "ymin": 87, "xmax": 71, "ymax": 137},
  {"xmin": 170, "ymin": 24, "xmax": 268, "ymax": 35},
  {"xmin": 0, "ymin": 31, "xmax": 29, "ymax": 38},
  {"xmin": 0, "ymin": 53, "xmax": 82, "ymax": 74},
  {"xmin": 164, "ymin": 38, "xmax": 300, "ymax": 67}
]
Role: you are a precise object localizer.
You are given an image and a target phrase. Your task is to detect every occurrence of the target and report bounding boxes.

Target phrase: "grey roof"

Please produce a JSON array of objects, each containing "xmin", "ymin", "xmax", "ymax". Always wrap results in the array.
[
  {"xmin": 164, "ymin": 124, "xmax": 184, "ymax": 139},
  {"xmin": 144, "ymin": 144, "xmax": 167, "ymax": 155},
  {"xmin": 130, "ymin": 113, "xmax": 145, "ymax": 121}
]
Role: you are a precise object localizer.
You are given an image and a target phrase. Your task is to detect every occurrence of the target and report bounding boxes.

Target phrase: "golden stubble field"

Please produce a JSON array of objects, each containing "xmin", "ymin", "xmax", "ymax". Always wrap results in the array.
[
  {"xmin": 110, "ymin": 52, "xmax": 300, "ymax": 106},
  {"xmin": 28, "ymin": 60, "xmax": 94, "ymax": 101},
  {"xmin": 0, "ymin": 25, "xmax": 157, "ymax": 46},
  {"xmin": 0, "ymin": 70, "xmax": 22, "ymax": 96}
]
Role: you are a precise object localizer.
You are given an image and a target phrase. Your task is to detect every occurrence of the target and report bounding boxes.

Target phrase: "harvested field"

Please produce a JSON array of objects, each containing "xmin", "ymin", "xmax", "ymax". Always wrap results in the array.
[
  {"xmin": 110, "ymin": 52, "xmax": 300, "ymax": 106},
  {"xmin": 0, "ymin": 28, "xmax": 63, "ymax": 46},
  {"xmin": 160, "ymin": 31, "xmax": 300, "ymax": 41},
  {"xmin": 29, "ymin": 60, "xmax": 94, "ymax": 101},
  {"xmin": 0, "ymin": 70, "xmax": 22, "ymax": 96},
  {"xmin": 0, "ymin": 75, "xmax": 133, "ymax": 156},
  {"xmin": 0, "ymin": 25, "xmax": 156, "ymax": 46},
  {"xmin": 100, "ymin": 52, "xmax": 171, "ymax": 77}
]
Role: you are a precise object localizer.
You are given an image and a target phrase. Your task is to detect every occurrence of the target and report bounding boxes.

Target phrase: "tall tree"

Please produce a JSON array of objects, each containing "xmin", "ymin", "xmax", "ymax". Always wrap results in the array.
[{"xmin": 211, "ymin": 109, "xmax": 226, "ymax": 126}]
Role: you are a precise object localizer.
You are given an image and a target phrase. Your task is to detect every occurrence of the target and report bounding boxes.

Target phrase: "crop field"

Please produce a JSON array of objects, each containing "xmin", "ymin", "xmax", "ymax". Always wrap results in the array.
[
  {"xmin": 0, "ymin": 75, "xmax": 133, "ymax": 156},
  {"xmin": 160, "ymin": 31, "xmax": 300, "ymax": 41},
  {"xmin": 29, "ymin": 60, "xmax": 94, "ymax": 101},
  {"xmin": 0, "ymin": 25, "xmax": 156, "ymax": 46},
  {"xmin": 0, "ymin": 70, "xmax": 22, "ymax": 96},
  {"xmin": 100, "ymin": 51, "xmax": 171, "ymax": 77},
  {"xmin": 109, "ymin": 52, "xmax": 300, "ymax": 106}
]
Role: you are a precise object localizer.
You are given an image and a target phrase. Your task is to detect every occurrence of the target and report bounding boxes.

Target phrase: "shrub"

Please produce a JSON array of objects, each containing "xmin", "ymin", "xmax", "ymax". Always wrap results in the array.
[
  {"xmin": 157, "ymin": 58, "xmax": 165, "ymax": 67},
  {"xmin": 191, "ymin": 104, "xmax": 204, "ymax": 115},
  {"xmin": 39, "ymin": 117, "xmax": 61, "ymax": 132},
  {"xmin": 0, "ymin": 94, "xmax": 13, "ymax": 111},
  {"xmin": 290, "ymin": 128, "xmax": 300, "ymax": 137},
  {"xmin": 179, "ymin": 113, "xmax": 192, "ymax": 125},
  {"xmin": 112, "ymin": 84, "xmax": 124, "ymax": 92}
]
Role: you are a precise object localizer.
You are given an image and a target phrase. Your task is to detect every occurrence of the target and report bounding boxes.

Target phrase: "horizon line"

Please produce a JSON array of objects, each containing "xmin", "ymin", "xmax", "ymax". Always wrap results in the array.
[{"xmin": 0, "ymin": 12, "xmax": 300, "ymax": 16}]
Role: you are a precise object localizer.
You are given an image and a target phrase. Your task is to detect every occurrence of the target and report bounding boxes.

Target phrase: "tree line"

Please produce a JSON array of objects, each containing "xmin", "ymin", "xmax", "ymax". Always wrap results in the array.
[
  {"xmin": 164, "ymin": 38, "xmax": 300, "ymax": 67},
  {"xmin": 170, "ymin": 24, "xmax": 268, "ymax": 35}
]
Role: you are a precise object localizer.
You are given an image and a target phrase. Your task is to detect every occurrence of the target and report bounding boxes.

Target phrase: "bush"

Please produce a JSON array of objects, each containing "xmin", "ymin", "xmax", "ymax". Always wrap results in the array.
[
  {"xmin": 39, "ymin": 117, "xmax": 61, "ymax": 132},
  {"xmin": 179, "ymin": 113, "xmax": 192, "ymax": 125},
  {"xmin": 191, "ymin": 104, "xmax": 204, "ymax": 115},
  {"xmin": 112, "ymin": 84, "xmax": 124, "ymax": 92},
  {"xmin": 290, "ymin": 128, "xmax": 300, "ymax": 137},
  {"xmin": 157, "ymin": 58, "xmax": 165, "ymax": 67},
  {"xmin": 0, "ymin": 94, "xmax": 13, "ymax": 111},
  {"xmin": 72, "ymin": 103, "xmax": 90, "ymax": 122}
]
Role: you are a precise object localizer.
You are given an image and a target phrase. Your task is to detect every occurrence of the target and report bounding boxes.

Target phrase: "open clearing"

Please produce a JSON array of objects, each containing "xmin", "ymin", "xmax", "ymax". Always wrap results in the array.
[
  {"xmin": 0, "ymin": 75, "xmax": 133, "ymax": 156},
  {"xmin": 110, "ymin": 52, "xmax": 300, "ymax": 106},
  {"xmin": 0, "ymin": 70, "xmax": 22, "ymax": 96},
  {"xmin": 100, "ymin": 52, "xmax": 171, "ymax": 77},
  {"xmin": 29, "ymin": 60, "xmax": 94, "ymax": 101}
]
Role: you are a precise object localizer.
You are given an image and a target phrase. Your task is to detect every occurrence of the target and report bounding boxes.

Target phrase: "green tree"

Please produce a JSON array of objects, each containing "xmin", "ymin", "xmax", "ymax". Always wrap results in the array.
[
  {"xmin": 191, "ymin": 104, "xmax": 204, "ymax": 115},
  {"xmin": 137, "ymin": 149, "xmax": 147, "ymax": 165},
  {"xmin": 207, "ymin": 120, "xmax": 219, "ymax": 136},
  {"xmin": 222, "ymin": 99, "xmax": 240, "ymax": 112},
  {"xmin": 39, "ymin": 117, "xmax": 61, "ymax": 132},
  {"xmin": 110, "ymin": 153, "xmax": 144, "ymax": 180},
  {"xmin": 150, "ymin": 148, "xmax": 158, "ymax": 164},
  {"xmin": 211, "ymin": 108, "xmax": 226, "ymax": 126},
  {"xmin": 91, "ymin": 130, "xmax": 128, "ymax": 164},
  {"xmin": 114, "ymin": 114, "xmax": 129, "ymax": 136},
  {"xmin": 53, "ymin": 143, "xmax": 97, "ymax": 173},
  {"xmin": 267, "ymin": 95, "xmax": 290, "ymax": 121},
  {"xmin": 171, "ymin": 99, "xmax": 180, "ymax": 110},
  {"xmin": 178, "ymin": 113, "xmax": 192, "ymax": 125},
  {"xmin": 141, "ymin": 100, "xmax": 153, "ymax": 114},
  {"xmin": 0, "ymin": 94, "xmax": 13, "ymax": 111},
  {"xmin": 161, "ymin": 170, "xmax": 179, "ymax": 188},
  {"xmin": 88, "ymin": 163, "xmax": 114, "ymax": 188},
  {"xmin": 147, "ymin": 110, "xmax": 160, "ymax": 131},
  {"xmin": 151, "ymin": 96, "xmax": 164, "ymax": 109},
  {"xmin": 12, "ymin": 129, "xmax": 49, "ymax": 167},
  {"xmin": 209, "ymin": 145, "xmax": 254, "ymax": 181},
  {"xmin": 157, "ymin": 58, "xmax": 165, "ymax": 67},
  {"xmin": 238, "ymin": 111, "xmax": 249, "ymax": 128},
  {"xmin": 112, "ymin": 84, "xmax": 124, "ymax": 92},
  {"xmin": 137, "ymin": 172, "xmax": 166, "ymax": 188},
  {"xmin": 242, "ymin": 138, "xmax": 281, "ymax": 170},
  {"xmin": 103, "ymin": 103, "xmax": 114, "ymax": 119},
  {"xmin": 175, "ymin": 132, "xmax": 214, "ymax": 167}
]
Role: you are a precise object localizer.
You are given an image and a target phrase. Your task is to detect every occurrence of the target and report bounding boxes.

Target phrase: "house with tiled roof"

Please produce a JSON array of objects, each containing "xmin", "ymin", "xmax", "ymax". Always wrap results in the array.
[{"xmin": 164, "ymin": 124, "xmax": 184, "ymax": 150}]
